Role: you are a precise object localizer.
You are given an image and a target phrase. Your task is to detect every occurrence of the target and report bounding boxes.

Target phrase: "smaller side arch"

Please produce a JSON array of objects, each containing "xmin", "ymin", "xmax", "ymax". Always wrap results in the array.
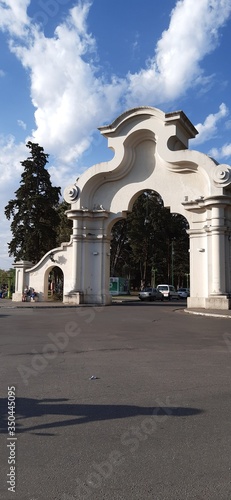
[{"xmin": 43, "ymin": 266, "xmax": 64, "ymax": 302}]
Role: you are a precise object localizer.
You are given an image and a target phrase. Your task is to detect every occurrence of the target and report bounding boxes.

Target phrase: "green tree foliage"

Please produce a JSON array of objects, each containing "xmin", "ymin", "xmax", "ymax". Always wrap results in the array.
[
  {"xmin": 110, "ymin": 191, "xmax": 189, "ymax": 288},
  {"xmin": 5, "ymin": 142, "xmax": 61, "ymax": 263},
  {"xmin": 110, "ymin": 219, "xmax": 130, "ymax": 277},
  {"xmin": 0, "ymin": 268, "xmax": 14, "ymax": 286},
  {"xmin": 56, "ymin": 200, "xmax": 73, "ymax": 247}
]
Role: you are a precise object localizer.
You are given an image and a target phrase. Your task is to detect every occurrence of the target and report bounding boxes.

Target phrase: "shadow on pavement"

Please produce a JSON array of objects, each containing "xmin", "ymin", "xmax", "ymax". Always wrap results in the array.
[{"xmin": 0, "ymin": 397, "xmax": 203, "ymax": 435}]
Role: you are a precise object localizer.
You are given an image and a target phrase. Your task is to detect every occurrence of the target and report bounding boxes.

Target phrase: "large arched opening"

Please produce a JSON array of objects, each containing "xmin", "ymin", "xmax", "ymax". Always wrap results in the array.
[{"xmin": 110, "ymin": 190, "xmax": 189, "ymax": 293}]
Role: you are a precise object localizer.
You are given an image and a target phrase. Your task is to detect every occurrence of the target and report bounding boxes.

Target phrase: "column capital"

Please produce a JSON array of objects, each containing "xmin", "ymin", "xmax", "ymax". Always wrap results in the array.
[{"xmin": 182, "ymin": 195, "xmax": 231, "ymax": 212}]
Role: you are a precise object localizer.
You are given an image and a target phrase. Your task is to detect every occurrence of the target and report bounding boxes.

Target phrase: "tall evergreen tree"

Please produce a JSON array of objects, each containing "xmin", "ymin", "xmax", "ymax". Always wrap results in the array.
[
  {"xmin": 56, "ymin": 200, "xmax": 73, "ymax": 247},
  {"xmin": 5, "ymin": 141, "xmax": 61, "ymax": 263}
]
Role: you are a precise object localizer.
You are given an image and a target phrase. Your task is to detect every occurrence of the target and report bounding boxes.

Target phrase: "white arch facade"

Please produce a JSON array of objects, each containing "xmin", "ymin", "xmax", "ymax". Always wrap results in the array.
[{"xmin": 12, "ymin": 107, "xmax": 231, "ymax": 309}]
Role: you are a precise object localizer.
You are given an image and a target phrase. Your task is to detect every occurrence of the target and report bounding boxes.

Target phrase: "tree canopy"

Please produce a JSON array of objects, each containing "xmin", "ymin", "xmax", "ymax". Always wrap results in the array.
[
  {"xmin": 110, "ymin": 191, "xmax": 189, "ymax": 289},
  {"xmin": 5, "ymin": 141, "xmax": 61, "ymax": 263}
]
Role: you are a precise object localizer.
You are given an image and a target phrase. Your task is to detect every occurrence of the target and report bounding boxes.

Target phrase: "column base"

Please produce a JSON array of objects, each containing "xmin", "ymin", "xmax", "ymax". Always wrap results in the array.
[
  {"xmin": 12, "ymin": 292, "xmax": 24, "ymax": 302},
  {"xmin": 188, "ymin": 296, "xmax": 231, "ymax": 310},
  {"xmin": 63, "ymin": 292, "xmax": 84, "ymax": 305},
  {"xmin": 63, "ymin": 292, "xmax": 111, "ymax": 305},
  {"xmin": 205, "ymin": 296, "xmax": 231, "ymax": 310}
]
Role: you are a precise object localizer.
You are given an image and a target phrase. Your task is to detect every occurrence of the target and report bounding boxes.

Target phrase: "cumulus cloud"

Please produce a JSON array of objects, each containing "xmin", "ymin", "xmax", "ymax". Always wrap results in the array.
[
  {"xmin": 0, "ymin": 0, "xmax": 31, "ymax": 36},
  {"xmin": 0, "ymin": 135, "xmax": 27, "ymax": 229},
  {"xmin": 0, "ymin": 134, "xmax": 26, "ymax": 185},
  {"xmin": 9, "ymin": 3, "xmax": 126, "ymax": 162},
  {"xmin": 125, "ymin": 0, "xmax": 231, "ymax": 106},
  {"xmin": 1, "ymin": 0, "xmax": 231, "ymax": 163},
  {"xmin": 48, "ymin": 163, "xmax": 80, "ymax": 196},
  {"xmin": 0, "ymin": 135, "xmax": 29, "ymax": 269},
  {"xmin": 193, "ymin": 103, "xmax": 229, "ymax": 145},
  {"xmin": 209, "ymin": 143, "xmax": 231, "ymax": 160}
]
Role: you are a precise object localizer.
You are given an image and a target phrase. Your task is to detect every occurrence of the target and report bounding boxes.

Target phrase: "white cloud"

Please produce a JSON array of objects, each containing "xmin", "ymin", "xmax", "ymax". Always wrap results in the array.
[
  {"xmin": 125, "ymin": 0, "xmax": 231, "ymax": 106},
  {"xmin": 131, "ymin": 32, "xmax": 140, "ymax": 60},
  {"xmin": 0, "ymin": 0, "xmax": 30, "ymax": 36},
  {"xmin": 17, "ymin": 119, "xmax": 26, "ymax": 129},
  {"xmin": 218, "ymin": 143, "xmax": 231, "ymax": 157},
  {"xmin": 192, "ymin": 103, "xmax": 229, "ymax": 145},
  {"xmin": 48, "ymin": 163, "xmax": 80, "ymax": 196},
  {"xmin": 209, "ymin": 143, "xmax": 231, "ymax": 160},
  {"xmin": 2, "ymin": 0, "xmax": 230, "ymax": 164},
  {"xmin": 225, "ymin": 119, "xmax": 231, "ymax": 130},
  {"xmin": 0, "ymin": 135, "xmax": 28, "ymax": 269},
  {"xmin": 9, "ymin": 4, "xmax": 126, "ymax": 162},
  {"xmin": 0, "ymin": 136, "xmax": 27, "ymax": 222},
  {"xmin": 0, "ymin": 134, "xmax": 26, "ymax": 184},
  {"xmin": 0, "ymin": 69, "xmax": 5, "ymax": 77}
]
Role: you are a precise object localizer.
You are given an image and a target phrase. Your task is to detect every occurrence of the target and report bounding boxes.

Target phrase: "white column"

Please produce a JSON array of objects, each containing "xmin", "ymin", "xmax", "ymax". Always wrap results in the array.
[
  {"xmin": 12, "ymin": 261, "xmax": 33, "ymax": 302},
  {"xmin": 80, "ymin": 210, "xmax": 111, "ymax": 304},
  {"xmin": 210, "ymin": 206, "xmax": 226, "ymax": 295},
  {"xmin": 72, "ymin": 219, "xmax": 78, "ymax": 291}
]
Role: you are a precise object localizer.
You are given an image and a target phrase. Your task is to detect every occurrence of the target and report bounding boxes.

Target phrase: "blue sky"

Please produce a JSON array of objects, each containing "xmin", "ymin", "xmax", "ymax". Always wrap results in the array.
[{"xmin": 1, "ymin": 0, "xmax": 231, "ymax": 269}]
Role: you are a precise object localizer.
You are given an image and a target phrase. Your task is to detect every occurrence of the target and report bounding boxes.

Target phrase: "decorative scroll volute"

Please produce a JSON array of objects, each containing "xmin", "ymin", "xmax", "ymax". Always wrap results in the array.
[
  {"xmin": 213, "ymin": 164, "xmax": 231, "ymax": 187},
  {"xmin": 64, "ymin": 184, "xmax": 79, "ymax": 203}
]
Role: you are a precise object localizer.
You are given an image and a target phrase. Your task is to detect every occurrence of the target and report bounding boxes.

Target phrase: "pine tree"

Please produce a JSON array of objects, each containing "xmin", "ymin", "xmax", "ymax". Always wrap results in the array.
[{"xmin": 5, "ymin": 142, "xmax": 61, "ymax": 263}]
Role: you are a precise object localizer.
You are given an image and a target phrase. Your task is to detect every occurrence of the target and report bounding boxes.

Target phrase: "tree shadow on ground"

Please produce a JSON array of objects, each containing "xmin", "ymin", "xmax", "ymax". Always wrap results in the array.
[{"xmin": 0, "ymin": 397, "xmax": 203, "ymax": 435}]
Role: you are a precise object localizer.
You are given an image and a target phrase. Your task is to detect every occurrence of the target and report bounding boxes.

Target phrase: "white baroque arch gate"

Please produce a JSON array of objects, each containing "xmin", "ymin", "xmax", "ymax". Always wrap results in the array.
[
  {"xmin": 12, "ymin": 106, "xmax": 231, "ymax": 309},
  {"xmin": 63, "ymin": 106, "xmax": 231, "ymax": 309}
]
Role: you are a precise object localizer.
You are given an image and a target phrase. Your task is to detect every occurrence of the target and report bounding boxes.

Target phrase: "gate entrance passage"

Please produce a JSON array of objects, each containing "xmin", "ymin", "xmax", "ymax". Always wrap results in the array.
[{"xmin": 13, "ymin": 107, "xmax": 231, "ymax": 309}]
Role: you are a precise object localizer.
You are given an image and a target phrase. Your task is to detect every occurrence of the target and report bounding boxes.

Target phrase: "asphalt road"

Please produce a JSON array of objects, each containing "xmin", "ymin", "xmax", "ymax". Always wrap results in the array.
[{"xmin": 0, "ymin": 301, "xmax": 231, "ymax": 500}]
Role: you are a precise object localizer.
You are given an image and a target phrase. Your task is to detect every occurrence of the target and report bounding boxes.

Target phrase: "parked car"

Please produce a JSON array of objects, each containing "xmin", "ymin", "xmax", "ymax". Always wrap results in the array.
[
  {"xmin": 156, "ymin": 284, "xmax": 179, "ymax": 300},
  {"xmin": 139, "ymin": 287, "xmax": 164, "ymax": 302},
  {"xmin": 177, "ymin": 288, "xmax": 190, "ymax": 299}
]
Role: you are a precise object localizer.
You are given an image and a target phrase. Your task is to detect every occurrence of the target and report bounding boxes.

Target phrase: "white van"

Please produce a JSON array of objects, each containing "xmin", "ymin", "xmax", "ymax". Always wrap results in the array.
[{"xmin": 157, "ymin": 284, "xmax": 179, "ymax": 300}]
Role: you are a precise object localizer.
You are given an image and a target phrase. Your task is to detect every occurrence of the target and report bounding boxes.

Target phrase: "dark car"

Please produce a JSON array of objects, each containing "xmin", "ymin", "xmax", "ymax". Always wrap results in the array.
[
  {"xmin": 177, "ymin": 288, "xmax": 190, "ymax": 299},
  {"xmin": 139, "ymin": 287, "xmax": 164, "ymax": 302}
]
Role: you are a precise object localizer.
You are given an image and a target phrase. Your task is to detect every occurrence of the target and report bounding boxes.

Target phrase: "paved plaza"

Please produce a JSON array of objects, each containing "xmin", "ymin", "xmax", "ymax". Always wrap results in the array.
[{"xmin": 1, "ymin": 300, "xmax": 231, "ymax": 500}]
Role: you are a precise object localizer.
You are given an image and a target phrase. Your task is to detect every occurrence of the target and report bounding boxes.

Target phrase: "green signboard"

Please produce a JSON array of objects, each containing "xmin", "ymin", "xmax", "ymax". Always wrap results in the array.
[{"xmin": 109, "ymin": 277, "xmax": 129, "ymax": 295}]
